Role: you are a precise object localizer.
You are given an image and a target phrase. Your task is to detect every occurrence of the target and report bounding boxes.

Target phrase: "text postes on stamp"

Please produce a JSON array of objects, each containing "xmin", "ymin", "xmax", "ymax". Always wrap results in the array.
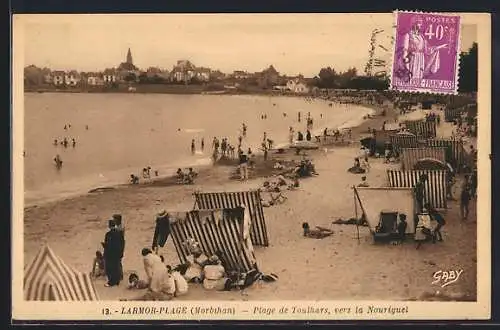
[{"xmin": 391, "ymin": 11, "xmax": 461, "ymax": 95}]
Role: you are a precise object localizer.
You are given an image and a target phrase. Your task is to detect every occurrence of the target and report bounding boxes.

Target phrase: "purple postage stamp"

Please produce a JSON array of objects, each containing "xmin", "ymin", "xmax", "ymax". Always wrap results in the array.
[{"xmin": 391, "ymin": 11, "xmax": 461, "ymax": 94}]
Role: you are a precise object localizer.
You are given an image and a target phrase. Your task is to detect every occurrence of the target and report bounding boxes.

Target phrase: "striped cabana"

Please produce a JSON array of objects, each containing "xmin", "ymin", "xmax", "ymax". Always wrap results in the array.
[
  {"xmin": 426, "ymin": 139, "xmax": 466, "ymax": 171},
  {"xmin": 374, "ymin": 129, "xmax": 399, "ymax": 144},
  {"xmin": 444, "ymin": 106, "xmax": 465, "ymax": 122},
  {"xmin": 389, "ymin": 134, "xmax": 419, "ymax": 154},
  {"xmin": 24, "ymin": 245, "xmax": 99, "ymax": 301},
  {"xmin": 193, "ymin": 190, "xmax": 269, "ymax": 246},
  {"xmin": 386, "ymin": 170, "xmax": 447, "ymax": 209},
  {"xmin": 401, "ymin": 147, "xmax": 447, "ymax": 170},
  {"xmin": 404, "ymin": 120, "xmax": 437, "ymax": 138},
  {"xmin": 168, "ymin": 207, "xmax": 258, "ymax": 273}
]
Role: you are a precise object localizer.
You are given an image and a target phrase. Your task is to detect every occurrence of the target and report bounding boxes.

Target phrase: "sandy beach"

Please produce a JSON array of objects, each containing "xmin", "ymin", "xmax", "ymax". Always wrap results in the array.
[{"xmin": 23, "ymin": 102, "xmax": 477, "ymax": 302}]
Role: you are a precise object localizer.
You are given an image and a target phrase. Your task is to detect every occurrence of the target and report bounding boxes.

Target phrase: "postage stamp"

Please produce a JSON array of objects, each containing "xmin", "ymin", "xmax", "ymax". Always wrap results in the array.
[{"xmin": 391, "ymin": 11, "xmax": 461, "ymax": 94}]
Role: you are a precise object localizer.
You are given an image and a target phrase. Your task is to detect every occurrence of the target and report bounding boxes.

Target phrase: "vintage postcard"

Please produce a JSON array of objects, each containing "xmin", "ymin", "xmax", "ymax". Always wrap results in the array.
[{"xmin": 12, "ymin": 12, "xmax": 491, "ymax": 321}]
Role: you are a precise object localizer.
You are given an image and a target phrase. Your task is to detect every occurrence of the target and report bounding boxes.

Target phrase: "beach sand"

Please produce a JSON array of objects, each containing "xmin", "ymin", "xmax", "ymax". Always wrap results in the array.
[{"xmin": 23, "ymin": 102, "xmax": 477, "ymax": 302}]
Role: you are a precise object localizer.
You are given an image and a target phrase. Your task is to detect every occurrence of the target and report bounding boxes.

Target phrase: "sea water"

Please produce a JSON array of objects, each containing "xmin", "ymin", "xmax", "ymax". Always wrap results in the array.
[{"xmin": 23, "ymin": 92, "xmax": 374, "ymax": 206}]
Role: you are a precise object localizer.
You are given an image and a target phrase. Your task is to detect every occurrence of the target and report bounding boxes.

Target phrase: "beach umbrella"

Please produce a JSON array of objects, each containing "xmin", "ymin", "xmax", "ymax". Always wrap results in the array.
[{"xmin": 24, "ymin": 245, "xmax": 99, "ymax": 301}]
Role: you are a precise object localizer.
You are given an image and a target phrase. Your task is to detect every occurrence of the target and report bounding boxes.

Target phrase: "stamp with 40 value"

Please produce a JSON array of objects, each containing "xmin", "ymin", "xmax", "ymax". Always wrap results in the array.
[{"xmin": 391, "ymin": 11, "xmax": 461, "ymax": 95}]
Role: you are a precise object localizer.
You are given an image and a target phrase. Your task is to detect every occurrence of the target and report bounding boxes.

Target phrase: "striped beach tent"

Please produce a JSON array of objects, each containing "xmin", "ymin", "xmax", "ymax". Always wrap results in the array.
[
  {"xmin": 24, "ymin": 245, "xmax": 99, "ymax": 301},
  {"xmin": 404, "ymin": 120, "xmax": 437, "ymax": 138},
  {"xmin": 426, "ymin": 139, "xmax": 466, "ymax": 171},
  {"xmin": 168, "ymin": 207, "xmax": 258, "ymax": 273},
  {"xmin": 374, "ymin": 129, "xmax": 398, "ymax": 144},
  {"xmin": 401, "ymin": 147, "xmax": 446, "ymax": 170},
  {"xmin": 386, "ymin": 170, "xmax": 447, "ymax": 209},
  {"xmin": 389, "ymin": 134, "xmax": 419, "ymax": 154},
  {"xmin": 444, "ymin": 106, "xmax": 465, "ymax": 122},
  {"xmin": 193, "ymin": 190, "xmax": 269, "ymax": 246}
]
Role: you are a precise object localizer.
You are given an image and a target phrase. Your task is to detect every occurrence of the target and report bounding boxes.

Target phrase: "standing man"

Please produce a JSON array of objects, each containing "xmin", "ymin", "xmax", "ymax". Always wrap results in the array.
[
  {"xmin": 102, "ymin": 220, "xmax": 123, "ymax": 287},
  {"xmin": 414, "ymin": 174, "xmax": 427, "ymax": 213},
  {"xmin": 113, "ymin": 214, "xmax": 125, "ymax": 281}
]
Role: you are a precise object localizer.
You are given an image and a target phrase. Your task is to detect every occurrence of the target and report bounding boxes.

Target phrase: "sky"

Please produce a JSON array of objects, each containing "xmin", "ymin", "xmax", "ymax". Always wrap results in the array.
[{"xmin": 18, "ymin": 14, "xmax": 477, "ymax": 77}]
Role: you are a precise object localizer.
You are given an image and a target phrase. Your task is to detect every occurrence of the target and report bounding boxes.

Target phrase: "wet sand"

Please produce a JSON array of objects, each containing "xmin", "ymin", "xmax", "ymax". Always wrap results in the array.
[{"xmin": 23, "ymin": 102, "xmax": 477, "ymax": 301}]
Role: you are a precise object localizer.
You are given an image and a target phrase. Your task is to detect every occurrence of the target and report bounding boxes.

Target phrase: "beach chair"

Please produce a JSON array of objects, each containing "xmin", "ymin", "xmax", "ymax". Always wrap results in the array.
[{"xmin": 373, "ymin": 211, "xmax": 399, "ymax": 242}]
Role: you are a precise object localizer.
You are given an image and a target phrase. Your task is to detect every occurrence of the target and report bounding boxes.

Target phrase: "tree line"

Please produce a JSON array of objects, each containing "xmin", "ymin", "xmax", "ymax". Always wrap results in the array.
[{"xmin": 310, "ymin": 42, "xmax": 478, "ymax": 92}]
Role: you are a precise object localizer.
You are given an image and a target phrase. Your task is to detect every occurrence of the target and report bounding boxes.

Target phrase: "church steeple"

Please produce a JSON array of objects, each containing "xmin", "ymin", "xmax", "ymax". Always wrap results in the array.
[{"xmin": 126, "ymin": 48, "xmax": 133, "ymax": 65}]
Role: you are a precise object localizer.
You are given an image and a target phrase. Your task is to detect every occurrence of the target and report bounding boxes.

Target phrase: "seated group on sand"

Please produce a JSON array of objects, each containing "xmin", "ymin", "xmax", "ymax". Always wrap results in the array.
[
  {"xmin": 260, "ymin": 174, "xmax": 300, "ymax": 207},
  {"xmin": 124, "ymin": 238, "xmax": 277, "ymax": 301},
  {"xmin": 176, "ymin": 168, "xmax": 198, "ymax": 185}
]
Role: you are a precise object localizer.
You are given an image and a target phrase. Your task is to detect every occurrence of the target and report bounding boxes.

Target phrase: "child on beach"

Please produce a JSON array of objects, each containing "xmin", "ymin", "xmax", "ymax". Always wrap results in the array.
[
  {"xmin": 90, "ymin": 250, "xmax": 106, "ymax": 278},
  {"xmin": 127, "ymin": 273, "xmax": 149, "ymax": 290},
  {"xmin": 358, "ymin": 176, "xmax": 369, "ymax": 187}
]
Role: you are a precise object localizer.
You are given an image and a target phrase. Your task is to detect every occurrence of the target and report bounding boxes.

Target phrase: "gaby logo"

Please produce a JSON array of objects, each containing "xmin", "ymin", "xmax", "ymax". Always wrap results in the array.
[{"xmin": 432, "ymin": 269, "xmax": 463, "ymax": 288}]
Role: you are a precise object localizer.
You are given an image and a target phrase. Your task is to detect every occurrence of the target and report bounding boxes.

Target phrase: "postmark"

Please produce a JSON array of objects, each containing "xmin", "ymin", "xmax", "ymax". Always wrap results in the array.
[{"xmin": 390, "ymin": 11, "xmax": 461, "ymax": 94}]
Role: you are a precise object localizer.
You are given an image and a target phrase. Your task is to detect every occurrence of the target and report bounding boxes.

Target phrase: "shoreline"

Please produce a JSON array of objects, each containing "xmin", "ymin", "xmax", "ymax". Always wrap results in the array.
[{"xmin": 24, "ymin": 98, "xmax": 378, "ymax": 209}]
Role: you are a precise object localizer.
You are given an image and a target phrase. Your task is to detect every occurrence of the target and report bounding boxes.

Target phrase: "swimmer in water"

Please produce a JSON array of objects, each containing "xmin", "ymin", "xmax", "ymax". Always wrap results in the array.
[
  {"xmin": 54, "ymin": 154, "xmax": 63, "ymax": 168},
  {"xmin": 53, "ymin": 139, "xmax": 58, "ymax": 146},
  {"xmin": 85, "ymin": 125, "xmax": 89, "ymax": 130}
]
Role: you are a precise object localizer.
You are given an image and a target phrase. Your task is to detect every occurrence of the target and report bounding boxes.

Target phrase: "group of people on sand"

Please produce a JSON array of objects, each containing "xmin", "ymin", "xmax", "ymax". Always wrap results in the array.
[
  {"xmin": 176, "ymin": 167, "xmax": 198, "ymax": 185},
  {"xmin": 93, "ymin": 209, "xmax": 277, "ymax": 300},
  {"xmin": 129, "ymin": 166, "xmax": 160, "ymax": 185}
]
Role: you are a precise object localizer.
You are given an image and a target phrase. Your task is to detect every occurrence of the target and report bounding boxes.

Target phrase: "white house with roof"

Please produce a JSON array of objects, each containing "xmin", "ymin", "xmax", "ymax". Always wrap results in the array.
[
  {"xmin": 87, "ymin": 73, "xmax": 105, "ymax": 86},
  {"xmin": 52, "ymin": 71, "xmax": 65, "ymax": 86},
  {"xmin": 64, "ymin": 71, "xmax": 81, "ymax": 86},
  {"xmin": 286, "ymin": 78, "xmax": 310, "ymax": 94},
  {"xmin": 195, "ymin": 67, "xmax": 211, "ymax": 82}
]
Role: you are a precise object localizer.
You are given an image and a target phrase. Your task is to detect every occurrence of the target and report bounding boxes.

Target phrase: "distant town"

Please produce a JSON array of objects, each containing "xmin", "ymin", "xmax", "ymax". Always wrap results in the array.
[
  {"xmin": 23, "ymin": 42, "xmax": 478, "ymax": 95},
  {"xmin": 23, "ymin": 47, "xmax": 390, "ymax": 95}
]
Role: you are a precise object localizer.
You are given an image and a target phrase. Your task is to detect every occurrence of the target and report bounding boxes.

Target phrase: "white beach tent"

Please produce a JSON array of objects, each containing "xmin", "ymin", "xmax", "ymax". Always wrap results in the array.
[
  {"xmin": 353, "ymin": 187, "xmax": 416, "ymax": 234},
  {"xmin": 24, "ymin": 245, "xmax": 99, "ymax": 301}
]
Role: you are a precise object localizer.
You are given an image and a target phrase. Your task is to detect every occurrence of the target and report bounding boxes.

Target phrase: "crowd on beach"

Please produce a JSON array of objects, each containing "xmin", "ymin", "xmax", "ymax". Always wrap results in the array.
[
  {"xmin": 92, "ymin": 211, "xmax": 277, "ymax": 300},
  {"xmin": 52, "ymin": 89, "xmax": 478, "ymax": 301}
]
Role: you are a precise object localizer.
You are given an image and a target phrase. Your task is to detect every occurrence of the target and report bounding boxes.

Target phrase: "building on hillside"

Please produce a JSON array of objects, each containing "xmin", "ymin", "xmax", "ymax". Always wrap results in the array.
[
  {"xmin": 232, "ymin": 70, "xmax": 252, "ymax": 80},
  {"xmin": 64, "ymin": 70, "xmax": 81, "ymax": 86},
  {"xmin": 195, "ymin": 67, "xmax": 211, "ymax": 82},
  {"xmin": 146, "ymin": 67, "xmax": 162, "ymax": 78},
  {"xmin": 170, "ymin": 60, "xmax": 196, "ymax": 83},
  {"xmin": 210, "ymin": 70, "xmax": 226, "ymax": 81},
  {"xmin": 102, "ymin": 68, "xmax": 117, "ymax": 84},
  {"xmin": 116, "ymin": 48, "xmax": 140, "ymax": 82},
  {"xmin": 87, "ymin": 73, "xmax": 105, "ymax": 86},
  {"xmin": 52, "ymin": 71, "xmax": 65, "ymax": 86},
  {"xmin": 286, "ymin": 78, "xmax": 310, "ymax": 94}
]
